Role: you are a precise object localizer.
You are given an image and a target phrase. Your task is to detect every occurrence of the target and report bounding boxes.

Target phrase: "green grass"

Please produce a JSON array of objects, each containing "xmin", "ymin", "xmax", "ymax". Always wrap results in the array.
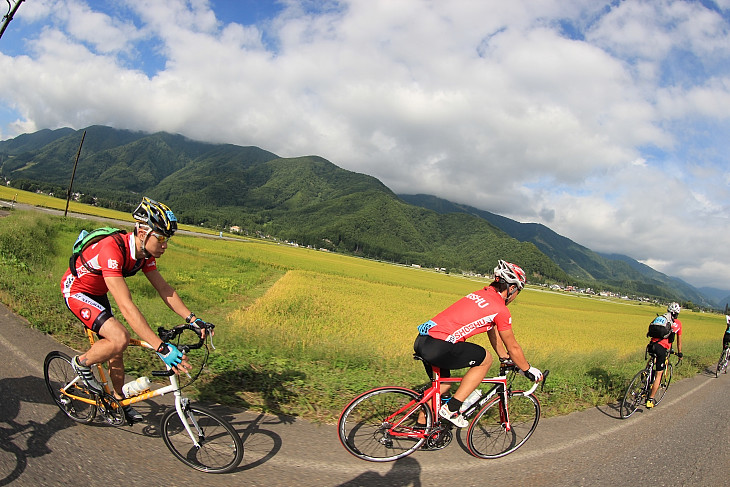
[{"xmin": 0, "ymin": 198, "xmax": 726, "ymax": 424}]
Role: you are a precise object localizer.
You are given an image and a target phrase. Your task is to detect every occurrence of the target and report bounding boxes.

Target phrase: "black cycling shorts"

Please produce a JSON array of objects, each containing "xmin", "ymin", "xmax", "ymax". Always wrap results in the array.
[
  {"xmin": 64, "ymin": 292, "xmax": 113, "ymax": 334},
  {"xmin": 647, "ymin": 341, "xmax": 669, "ymax": 371},
  {"xmin": 413, "ymin": 334, "xmax": 487, "ymax": 377}
]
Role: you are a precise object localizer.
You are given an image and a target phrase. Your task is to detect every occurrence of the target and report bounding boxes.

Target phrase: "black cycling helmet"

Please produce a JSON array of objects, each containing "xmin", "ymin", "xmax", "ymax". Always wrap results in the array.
[{"xmin": 132, "ymin": 197, "xmax": 177, "ymax": 237}]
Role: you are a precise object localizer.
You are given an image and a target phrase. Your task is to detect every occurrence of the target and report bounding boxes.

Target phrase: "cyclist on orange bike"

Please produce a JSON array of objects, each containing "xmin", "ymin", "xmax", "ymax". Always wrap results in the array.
[
  {"xmin": 413, "ymin": 259, "xmax": 543, "ymax": 428},
  {"xmin": 645, "ymin": 302, "xmax": 683, "ymax": 409},
  {"xmin": 60, "ymin": 197, "xmax": 206, "ymax": 422}
]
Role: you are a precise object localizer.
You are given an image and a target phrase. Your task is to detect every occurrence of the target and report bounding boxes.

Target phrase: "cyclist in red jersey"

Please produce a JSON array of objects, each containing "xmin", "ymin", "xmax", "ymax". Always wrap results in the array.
[
  {"xmin": 61, "ymin": 197, "xmax": 206, "ymax": 422},
  {"xmin": 645, "ymin": 302, "xmax": 683, "ymax": 408},
  {"xmin": 414, "ymin": 260, "xmax": 543, "ymax": 428}
]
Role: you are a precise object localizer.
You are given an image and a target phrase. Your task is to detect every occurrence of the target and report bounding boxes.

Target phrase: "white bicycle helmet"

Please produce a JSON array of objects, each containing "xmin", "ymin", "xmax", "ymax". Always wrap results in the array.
[
  {"xmin": 494, "ymin": 260, "xmax": 526, "ymax": 291},
  {"xmin": 667, "ymin": 302, "xmax": 681, "ymax": 316}
]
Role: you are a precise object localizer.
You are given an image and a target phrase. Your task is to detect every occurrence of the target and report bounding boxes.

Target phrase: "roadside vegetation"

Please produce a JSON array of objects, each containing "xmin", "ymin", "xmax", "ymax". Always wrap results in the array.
[{"xmin": 0, "ymin": 189, "xmax": 724, "ymax": 423}]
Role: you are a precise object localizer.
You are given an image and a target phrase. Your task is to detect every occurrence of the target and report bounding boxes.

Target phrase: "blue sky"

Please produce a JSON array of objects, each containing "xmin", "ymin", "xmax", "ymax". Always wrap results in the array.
[{"xmin": 1, "ymin": 0, "xmax": 729, "ymax": 291}]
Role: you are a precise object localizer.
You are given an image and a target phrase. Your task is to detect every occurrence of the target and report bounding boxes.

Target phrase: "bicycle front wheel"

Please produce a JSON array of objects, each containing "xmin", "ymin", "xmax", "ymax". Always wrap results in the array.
[
  {"xmin": 161, "ymin": 405, "xmax": 243, "ymax": 474},
  {"xmin": 466, "ymin": 391, "xmax": 540, "ymax": 459},
  {"xmin": 620, "ymin": 369, "xmax": 647, "ymax": 419},
  {"xmin": 338, "ymin": 387, "xmax": 431, "ymax": 462},
  {"xmin": 43, "ymin": 351, "xmax": 97, "ymax": 423},
  {"xmin": 654, "ymin": 364, "xmax": 672, "ymax": 405}
]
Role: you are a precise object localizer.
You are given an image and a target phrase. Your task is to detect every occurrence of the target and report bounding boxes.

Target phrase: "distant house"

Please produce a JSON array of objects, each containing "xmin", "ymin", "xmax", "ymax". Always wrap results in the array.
[{"xmin": 230, "ymin": 226, "xmax": 241, "ymax": 233}]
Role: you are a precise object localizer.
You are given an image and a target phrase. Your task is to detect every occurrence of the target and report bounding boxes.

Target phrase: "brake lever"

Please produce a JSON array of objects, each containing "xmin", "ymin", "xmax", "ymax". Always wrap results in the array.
[{"xmin": 540, "ymin": 370, "xmax": 550, "ymax": 392}]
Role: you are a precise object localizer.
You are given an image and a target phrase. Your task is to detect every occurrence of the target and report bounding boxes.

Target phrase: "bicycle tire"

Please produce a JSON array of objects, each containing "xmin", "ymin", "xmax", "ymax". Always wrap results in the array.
[
  {"xmin": 466, "ymin": 390, "xmax": 540, "ymax": 459},
  {"xmin": 654, "ymin": 363, "xmax": 672, "ymax": 405},
  {"xmin": 620, "ymin": 369, "xmax": 647, "ymax": 419},
  {"xmin": 43, "ymin": 351, "xmax": 97, "ymax": 423},
  {"xmin": 338, "ymin": 387, "xmax": 432, "ymax": 462},
  {"xmin": 716, "ymin": 349, "xmax": 729, "ymax": 377},
  {"xmin": 161, "ymin": 404, "xmax": 243, "ymax": 474}
]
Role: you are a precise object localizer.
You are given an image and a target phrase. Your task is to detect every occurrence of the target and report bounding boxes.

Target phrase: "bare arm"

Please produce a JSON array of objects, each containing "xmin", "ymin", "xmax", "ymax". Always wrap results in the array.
[
  {"xmin": 496, "ymin": 327, "xmax": 530, "ymax": 371},
  {"xmin": 144, "ymin": 269, "xmax": 193, "ymax": 320},
  {"xmin": 487, "ymin": 328, "xmax": 509, "ymax": 360}
]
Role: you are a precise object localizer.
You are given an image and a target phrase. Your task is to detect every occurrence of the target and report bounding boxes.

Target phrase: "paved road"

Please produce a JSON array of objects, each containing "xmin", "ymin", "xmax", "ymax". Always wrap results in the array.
[{"xmin": 2, "ymin": 302, "xmax": 729, "ymax": 487}]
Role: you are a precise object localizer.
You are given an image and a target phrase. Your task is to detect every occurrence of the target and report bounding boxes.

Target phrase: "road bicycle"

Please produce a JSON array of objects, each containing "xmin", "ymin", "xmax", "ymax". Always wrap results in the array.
[
  {"xmin": 715, "ymin": 346, "xmax": 730, "ymax": 378},
  {"xmin": 338, "ymin": 356, "xmax": 548, "ymax": 462},
  {"xmin": 43, "ymin": 322, "xmax": 243, "ymax": 473},
  {"xmin": 620, "ymin": 348, "xmax": 680, "ymax": 419}
]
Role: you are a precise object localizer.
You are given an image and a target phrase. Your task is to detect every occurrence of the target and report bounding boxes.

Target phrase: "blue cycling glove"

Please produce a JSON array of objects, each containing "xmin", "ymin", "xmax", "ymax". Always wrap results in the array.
[{"xmin": 157, "ymin": 342, "xmax": 183, "ymax": 367}]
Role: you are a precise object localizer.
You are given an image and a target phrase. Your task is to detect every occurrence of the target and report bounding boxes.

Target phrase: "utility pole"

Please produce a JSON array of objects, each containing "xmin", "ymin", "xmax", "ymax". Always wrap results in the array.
[
  {"xmin": 0, "ymin": 1, "xmax": 25, "ymax": 40},
  {"xmin": 65, "ymin": 130, "xmax": 86, "ymax": 217}
]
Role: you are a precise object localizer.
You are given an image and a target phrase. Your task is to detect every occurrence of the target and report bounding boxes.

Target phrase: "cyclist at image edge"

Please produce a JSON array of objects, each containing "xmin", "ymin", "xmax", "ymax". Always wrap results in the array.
[
  {"xmin": 60, "ymin": 197, "xmax": 207, "ymax": 422},
  {"xmin": 646, "ymin": 302, "xmax": 683, "ymax": 409},
  {"xmin": 723, "ymin": 314, "xmax": 730, "ymax": 350},
  {"xmin": 414, "ymin": 259, "xmax": 543, "ymax": 428}
]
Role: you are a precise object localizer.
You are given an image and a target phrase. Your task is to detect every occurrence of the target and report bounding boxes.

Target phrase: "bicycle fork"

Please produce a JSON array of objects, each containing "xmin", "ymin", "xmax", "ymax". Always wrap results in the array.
[
  {"xmin": 171, "ymin": 379, "xmax": 204, "ymax": 449},
  {"xmin": 463, "ymin": 385, "xmax": 512, "ymax": 432}
]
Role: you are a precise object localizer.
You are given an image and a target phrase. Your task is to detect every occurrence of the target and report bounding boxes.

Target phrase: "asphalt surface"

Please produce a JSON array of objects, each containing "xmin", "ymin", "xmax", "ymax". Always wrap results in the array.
[{"xmin": 2, "ymin": 301, "xmax": 729, "ymax": 487}]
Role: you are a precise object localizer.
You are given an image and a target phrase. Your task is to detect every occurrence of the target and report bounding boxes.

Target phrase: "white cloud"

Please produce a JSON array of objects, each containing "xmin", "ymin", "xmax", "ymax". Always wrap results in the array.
[{"xmin": 1, "ymin": 0, "xmax": 729, "ymax": 291}]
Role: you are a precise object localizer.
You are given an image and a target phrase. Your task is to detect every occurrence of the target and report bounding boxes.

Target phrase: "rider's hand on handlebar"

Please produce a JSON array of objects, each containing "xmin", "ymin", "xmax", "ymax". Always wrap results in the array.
[
  {"xmin": 190, "ymin": 318, "xmax": 214, "ymax": 339},
  {"xmin": 157, "ymin": 342, "xmax": 192, "ymax": 374},
  {"xmin": 158, "ymin": 342, "xmax": 183, "ymax": 366},
  {"xmin": 677, "ymin": 352, "xmax": 683, "ymax": 359},
  {"xmin": 521, "ymin": 365, "xmax": 543, "ymax": 382}
]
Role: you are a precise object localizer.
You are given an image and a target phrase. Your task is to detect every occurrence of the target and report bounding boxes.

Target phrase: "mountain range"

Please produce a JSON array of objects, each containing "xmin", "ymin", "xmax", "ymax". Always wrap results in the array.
[{"xmin": 1, "ymin": 125, "xmax": 727, "ymax": 309}]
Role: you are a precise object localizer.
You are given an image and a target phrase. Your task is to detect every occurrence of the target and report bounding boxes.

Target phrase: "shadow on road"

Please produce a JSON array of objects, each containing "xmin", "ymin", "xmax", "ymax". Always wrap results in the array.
[
  {"xmin": 336, "ymin": 456, "xmax": 422, "ymax": 486},
  {"xmin": 0, "ymin": 375, "xmax": 74, "ymax": 486}
]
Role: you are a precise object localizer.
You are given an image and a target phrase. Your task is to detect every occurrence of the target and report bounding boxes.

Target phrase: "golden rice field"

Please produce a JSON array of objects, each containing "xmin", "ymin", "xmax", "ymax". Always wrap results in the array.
[{"xmin": 1, "ymin": 186, "xmax": 726, "ymax": 419}]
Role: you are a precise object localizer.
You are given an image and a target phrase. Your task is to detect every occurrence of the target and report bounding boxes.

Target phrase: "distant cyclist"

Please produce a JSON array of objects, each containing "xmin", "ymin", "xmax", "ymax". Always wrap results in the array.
[
  {"xmin": 722, "ymin": 314, "xmax": 730, "ymax": 351},
  {"xmin": 414, "ymin": 259, "xmax": 543, "ymax": 428},
  {"xmin": 646, "ymin": 302, "xmax": 683, "ymax": 408},
  {"xmin": 60, "ymin": 197, "xmax": 206, "ymax": 422}
]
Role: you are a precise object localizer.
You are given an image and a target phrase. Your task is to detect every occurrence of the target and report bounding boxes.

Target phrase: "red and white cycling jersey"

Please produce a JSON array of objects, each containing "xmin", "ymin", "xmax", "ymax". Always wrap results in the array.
[
  {"xmin": 60, "ymin": 232, "xmax": 157, "ymax": 297},
  {"xmin": 650, "ymin": 318, "xmax": 682, "ymax": 350},
  {"xmin": 427, "ymin": 286, "xmax": 512, "ymax": 343}
]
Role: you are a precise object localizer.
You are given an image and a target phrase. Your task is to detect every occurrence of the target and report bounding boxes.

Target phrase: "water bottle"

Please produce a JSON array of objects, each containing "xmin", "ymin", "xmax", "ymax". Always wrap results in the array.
[
  {"xmin": 122, "ymin": 376, "xmax": 151, "ymax": 398},
  {"xmin": 460, "ymin": 389, "xmax": 482, "ymax": 412}
]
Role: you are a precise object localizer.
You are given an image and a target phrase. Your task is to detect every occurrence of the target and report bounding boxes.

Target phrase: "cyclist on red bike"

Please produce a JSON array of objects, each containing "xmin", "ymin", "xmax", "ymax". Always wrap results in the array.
[
  {"xmin": 646, "ymin": 302, "xmax": 683, "ymax": 408},
  {"xmin": 414, "ymin": 259, "xmax": 543, "ymax": 427},
  {"xmin": 60, "ymin": 197, "xmax": 206, "ymax": 422}
]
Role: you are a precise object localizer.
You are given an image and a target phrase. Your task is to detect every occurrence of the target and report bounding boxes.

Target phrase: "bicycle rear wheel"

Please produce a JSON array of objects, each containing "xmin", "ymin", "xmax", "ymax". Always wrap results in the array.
[
  {"xmin": 43, "ymin": 351, "xmax": 97, "ymax": 423},
  {"xmin": 654, "ymin": 364, "xmax": 672, "ymax": 405},
  {"xmin": 161, "ymin": 404, "xmax": 243, "ymax": 474},
  {"xmin": 716, "ymin": 349, "xmax": 729, "ymax": 378},
  {"xmin": 620, "ymin": 369, "xmax": 647, "ymax": 419},
  {"xmin": 466, "ymin": 391, "xmax": 540, "ymax": 459},
  {"xmin": 338, "ymin": 387, "xmax": 431, "ymax": 462}
]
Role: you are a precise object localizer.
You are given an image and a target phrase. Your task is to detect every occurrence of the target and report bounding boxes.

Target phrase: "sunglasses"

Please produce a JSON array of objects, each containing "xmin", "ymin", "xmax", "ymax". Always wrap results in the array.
[{"xmin": 151, "ymin": 232, "xmax": 171, "ymax": 243}]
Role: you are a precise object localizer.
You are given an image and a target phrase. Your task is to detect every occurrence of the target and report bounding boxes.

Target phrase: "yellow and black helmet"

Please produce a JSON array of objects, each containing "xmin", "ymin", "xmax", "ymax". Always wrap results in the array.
[{"xmin": 132, "ymin": 197, "xmax": 178, "ymax": 237}]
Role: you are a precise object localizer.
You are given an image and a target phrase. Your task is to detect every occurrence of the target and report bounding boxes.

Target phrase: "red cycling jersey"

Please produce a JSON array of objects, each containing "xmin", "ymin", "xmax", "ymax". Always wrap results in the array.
[
  {"xmin": 650, "ymin": 318, "xmax": 682, "ymax": 350},
  {"xmin": 427, "ymin": 286, "xmax": 512, "ymax": 343},
  {"xmin": 61, "ymin": 232, "xmax": 157, "ymax": 297}
]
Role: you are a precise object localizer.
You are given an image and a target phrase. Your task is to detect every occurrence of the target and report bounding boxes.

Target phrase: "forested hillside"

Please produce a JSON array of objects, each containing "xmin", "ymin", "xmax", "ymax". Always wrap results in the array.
[{"xmin": 0, "ymin": 125, "xmax": 720, "ymax": 305}]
